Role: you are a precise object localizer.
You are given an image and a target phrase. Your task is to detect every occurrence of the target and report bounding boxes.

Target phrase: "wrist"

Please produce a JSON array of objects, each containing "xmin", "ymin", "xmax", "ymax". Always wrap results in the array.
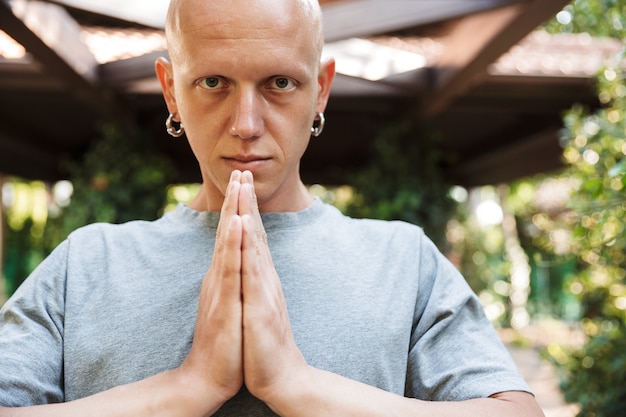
[
  {"xmin": 259, "ymin": 364, "xmax": 319, "ymax": 416},
  {"xmin": 168, "ymin": 367, "xmax": 233, "ymax": 417}
]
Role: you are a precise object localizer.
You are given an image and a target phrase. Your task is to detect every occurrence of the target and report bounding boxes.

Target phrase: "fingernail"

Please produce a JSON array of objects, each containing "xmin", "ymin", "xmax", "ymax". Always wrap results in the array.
[
  {"xmin": 226, "ymin": 177, "xmax": 240, "ymax": 196},
  {"xmin": 243, "ymin": 170, "xmax": 253, "ymax": 184}
]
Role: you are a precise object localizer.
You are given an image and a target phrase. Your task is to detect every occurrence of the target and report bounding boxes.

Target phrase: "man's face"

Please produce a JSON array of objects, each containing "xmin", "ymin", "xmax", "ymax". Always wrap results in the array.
[{"xmin": 159, "ymin": 0, "xmax": 332, "ymax": 212}]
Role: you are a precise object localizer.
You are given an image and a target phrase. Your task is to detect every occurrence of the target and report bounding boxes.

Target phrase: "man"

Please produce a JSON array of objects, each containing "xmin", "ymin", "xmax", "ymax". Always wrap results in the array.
[{"xmin": 0, "ymin": 0, "xmax": 545, "ymax": 415}]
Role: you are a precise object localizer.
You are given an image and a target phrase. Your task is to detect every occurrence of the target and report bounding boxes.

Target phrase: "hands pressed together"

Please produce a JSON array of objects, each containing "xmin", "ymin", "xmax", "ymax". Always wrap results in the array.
[
  {"xmin": 0, "ymin": 170, "xmax": 545, "ymax": 417},
  {"xmin": 178, "ymin": 170, "xmax": 308, "ymax": 414}
]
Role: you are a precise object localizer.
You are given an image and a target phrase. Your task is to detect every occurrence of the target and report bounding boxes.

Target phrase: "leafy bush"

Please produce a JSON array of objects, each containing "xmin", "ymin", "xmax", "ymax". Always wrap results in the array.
[
  {"xmin": 541, "ymin": 2, "xmax": 626, "ymax": 414},
  {"xmin": 552, "ymin": 320, "xmax": 626, "ymax": 417},
  {"xmin": 43, "ymin": 123, "xmax": 176, "ymax": 252},
  {"xmin": 543, "ymin": 61, "xmax": 626, "ymax": 417},
  {"xmin": 345, "ymin": 121, "xmax": 456, "ymax": 248},
  {"xmin": 2, "ymin": 123, "xmax": 176, "ymax": 298}
]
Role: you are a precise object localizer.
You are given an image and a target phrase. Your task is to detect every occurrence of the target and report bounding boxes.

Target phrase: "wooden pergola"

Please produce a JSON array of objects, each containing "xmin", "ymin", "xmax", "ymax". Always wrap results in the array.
[{"xmin": 0, "ymin": 0, "xmax": 618, "ymax": 187}]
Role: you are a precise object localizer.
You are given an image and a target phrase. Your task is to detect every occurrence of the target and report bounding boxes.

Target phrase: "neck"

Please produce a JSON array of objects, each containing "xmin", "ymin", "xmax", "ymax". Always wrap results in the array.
[{"xmin": 258, "ymin": 181, "xmax": 315, "ymax": 213}]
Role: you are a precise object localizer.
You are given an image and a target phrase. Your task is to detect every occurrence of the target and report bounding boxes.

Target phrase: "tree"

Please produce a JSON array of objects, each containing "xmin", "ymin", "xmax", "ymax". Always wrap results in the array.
[
  {"xmin": 544, "ymin": 0, "xmax": 626, "ymax": 39},
  {"xmin": 542, "ymin": 1, "xmax": 626, "ymax": 415}
]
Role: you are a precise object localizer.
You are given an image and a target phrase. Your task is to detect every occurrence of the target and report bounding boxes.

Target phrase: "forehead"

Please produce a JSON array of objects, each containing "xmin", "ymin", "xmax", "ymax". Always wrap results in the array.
[{"xmin": 168, "ymin": 0, "xmax": 320, "ymax": 68}]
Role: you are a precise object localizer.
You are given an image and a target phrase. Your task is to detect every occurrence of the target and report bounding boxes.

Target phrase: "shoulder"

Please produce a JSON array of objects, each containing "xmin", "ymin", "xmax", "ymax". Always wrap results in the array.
[
  {"xmin": 57, "ymin": 214, "xmax": 185, "ymax": 265},
  {"xmin": 65, "ymin": 217, "xmax": 155, "ymax": 246},
  {"xmin": 322, "ymin": 203, "xmax": 429, "ymax": 247},
  {"xmin": 67, "ymin": 217, "xmax": 158, "ymax": 237},
  {"xmin": 65, "ymin": 210, "xmax": 180, "ymax": 245}
]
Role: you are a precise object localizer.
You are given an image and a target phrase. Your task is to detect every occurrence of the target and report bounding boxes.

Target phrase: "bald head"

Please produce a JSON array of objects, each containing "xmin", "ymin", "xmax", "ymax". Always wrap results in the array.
[{"xmin": 165, "ymin": 0, "xmax": 324, "ymax": 67}]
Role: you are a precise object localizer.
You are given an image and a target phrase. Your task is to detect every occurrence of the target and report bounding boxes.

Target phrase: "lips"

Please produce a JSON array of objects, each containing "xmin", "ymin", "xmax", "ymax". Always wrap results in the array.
[
  {"xmin": 228, "ymin": 154, "xmax": 269, "ymax": 163},
  {"xmin": 224, "ymin": 154, "xmax": 271, "ymax": 170}
]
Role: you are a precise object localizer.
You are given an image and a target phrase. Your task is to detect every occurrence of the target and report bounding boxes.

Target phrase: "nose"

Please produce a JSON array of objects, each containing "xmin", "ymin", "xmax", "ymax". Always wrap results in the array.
[{"xmin": 229, "ymin": 87, "xmax": 264, "ymax": 139}]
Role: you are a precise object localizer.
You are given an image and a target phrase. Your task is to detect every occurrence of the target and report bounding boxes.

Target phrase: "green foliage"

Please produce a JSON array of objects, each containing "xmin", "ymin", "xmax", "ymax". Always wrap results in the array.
[
  {"xmin": 345, "ymin": 121, "xmax": 456, "ymax": 248},
  {"xmin": 3, "ymin": 124, "xmax": 176, "ymax": 298},
  {"xmin": 544, "ymin": 0, "xmax": 626, "ymax": 39},
  {"xmin": 2, "ymin": 180, "xmax": 49, "ymax": 297},
  {"xmin": 553, "ymin": 90, "xmax": 626, "ymax": 414},
  {"xmin": 3, "ymin": 218, "xmax": 45, "ymax": 297},
  {"xmin": 553, "ymin": 320, "xmax": 626, "ymax": 417},
  {"xmin": 43, "ymin": 123, "xmax": 176, "ymax": 254},
  {"xmin": 541, "ymin": 3, "xmax": 626, "ymax": 414},
  {"xmin": 505, "ymin": 176, "xmax": 583, "ymax": 319},
  {"xmin": 446, "ymin": 209, "xmax": 512, "ymax": 326}
]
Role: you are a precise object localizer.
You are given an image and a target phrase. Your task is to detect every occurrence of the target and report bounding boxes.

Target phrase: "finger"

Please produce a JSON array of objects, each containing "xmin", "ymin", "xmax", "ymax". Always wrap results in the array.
[
  {"xmin": 200, "ymin": 214, "xmax": 242, "ymax": 319},
  {"xmin": 241, "ymin": 169, "xmax": 253, "ymax": 186},
  {"xmin": 241, "ymin": 214, "xmax": 258, "ymax": 277},
  {"xmin": 241, "ymin": 214, "xmax": 302, "ymax": 396},
  {"xmin": 238, "ymin": 171, "xmax": 267, "ymax": 243},
  {"xmin": 189, "ymin": 212, "xmax": 243, "ymax": 398},
  {"xmin": 238, "ymin": 171, "xmax": 259, "ymax": 217},
  {"xmin": 239, "ymin": 187, "xmax": 274, "ymax": 273},
  {"xmin": 216, "ymin": 170, "xmax": 242, "ymax": 242},
  {"xmin": 210, "ymin": 170, "xmax": 242, "ymax": 293},
  {"xmin": 202, "ymin": 214, "xmax": 242, "ymax": 317},
  {"xmin": 240, "ymin": 214, "xmax": 276, "ymax": 300},
  {"xmin": 241, "ymin": 213, "xmax": 271, "ymax": 369},
  {"xmin": 222, "ymin": 214, "xmax": 243, "ymax": 282},
  {"xmin": 214, "ymin": 170, "xmax": 243, "ymax": 294},
  {"xmin": 225, "ymin": 169, "xmax": 243, "ymax": 212}
]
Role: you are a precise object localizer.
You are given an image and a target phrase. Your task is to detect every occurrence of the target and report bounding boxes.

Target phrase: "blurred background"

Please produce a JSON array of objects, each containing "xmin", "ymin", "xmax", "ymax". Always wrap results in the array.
[{"xmin": 1, "ymin": 1, "xmax": 626, "ymax": 416}]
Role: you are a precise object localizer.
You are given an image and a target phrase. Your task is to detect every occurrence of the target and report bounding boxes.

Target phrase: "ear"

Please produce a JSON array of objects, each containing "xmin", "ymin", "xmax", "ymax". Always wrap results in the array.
[
  {"xmin": 316, "ymin": 57, "xmax": 335, "ymax": 113},
  {"xmin": 155, "ymin": 56, "xmax": 178, "ymax": 115}
]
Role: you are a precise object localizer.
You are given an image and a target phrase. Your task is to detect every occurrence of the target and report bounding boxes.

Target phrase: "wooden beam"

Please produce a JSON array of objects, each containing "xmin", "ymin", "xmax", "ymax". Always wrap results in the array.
[
  {"xmin": 322, "ymin": 0, "xmax": 519, "ymax": 42},
  {"xmin": 423, "ymin": 4, "xmax": 523, "ymax": 117},
  {"xmin": 329, "ymin": 73, "xmax": 410, "ymax": 97},
  {"xmin": 2, "ymin": 0, "xmax": 140, "ymax": 119},
  {"xmin": 44, "ymin": 0, "xmax": 520, "ymax": 35},
  {"xmin": 100, "ymin": 50, "xmax": 167, "ymax": 86},
  {"xmin": 1, "ymin": 0, "xmax": 98, "ymax": 82},
  {"xmin": 448, "ymin": 126, "xmax": 563, "ymax": 186},
  {"xmin": 423, "ymin": 0, "xmax": 571, "ymax": 118},
  {"xmin": 0, "ymin": 0, "xmax": 117, "ymax": 113},
  {"xmin": 0, "ymin": 58, "xmax": 69, "ymax": 91},
  {"xmin": 46, "ymin": 0, "xmax": 169, "ymax": 29}
]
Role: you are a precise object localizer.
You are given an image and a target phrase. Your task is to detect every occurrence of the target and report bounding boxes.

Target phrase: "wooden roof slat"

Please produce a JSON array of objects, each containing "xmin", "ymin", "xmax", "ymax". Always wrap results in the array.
[
  {"xmin": 322, "ymin": 0, "xmax": 519, "ymax": 42},
  {"xmin": 1, "ymin": 0, "xmax": 98, "ymax": 85},
  {"xmin": 448, "ymin": 126, "xmax": 563, "ymax": 186},
  {"xmin": 329, "ymin": 73, "xmax": 411, "ymax": 97},
  {"xmin": 423, "ymin": 0, "xmax": 571, "ymax": 117},
  {"xmin": 100, "ymin": 50, "xmax": 166, "ymax": 86},
  {"xmin": 46, "ymin": 0, "xmax": 169, "ymax": 29}
]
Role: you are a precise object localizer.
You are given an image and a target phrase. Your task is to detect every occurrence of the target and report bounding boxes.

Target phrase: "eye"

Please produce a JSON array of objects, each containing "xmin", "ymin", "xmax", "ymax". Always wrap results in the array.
[
  {"xmin": 269, "ymin": 77, "xmax": 295, "ymax": 90},
  {"xmin": 199, "ymin": 77, "xmax": 226, "ymax": 90}
]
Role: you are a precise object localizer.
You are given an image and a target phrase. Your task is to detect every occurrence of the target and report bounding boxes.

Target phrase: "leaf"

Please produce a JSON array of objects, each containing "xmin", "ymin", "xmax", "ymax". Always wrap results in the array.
[{"xmin": 608, "ymin": 159, "xmax": 626, "ymax": 178}]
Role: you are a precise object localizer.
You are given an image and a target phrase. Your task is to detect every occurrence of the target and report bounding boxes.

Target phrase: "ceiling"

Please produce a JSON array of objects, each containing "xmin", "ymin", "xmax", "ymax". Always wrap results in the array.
[{"xmin": 0, "ymin": 0, "xmax": 617, "ymax": 187}]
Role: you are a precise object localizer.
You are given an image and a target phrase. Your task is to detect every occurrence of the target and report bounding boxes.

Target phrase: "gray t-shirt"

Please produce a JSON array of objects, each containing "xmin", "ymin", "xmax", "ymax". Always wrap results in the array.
[{"xmin": 0, "ymin": 199, "xmax": 530, "ymax": 412}]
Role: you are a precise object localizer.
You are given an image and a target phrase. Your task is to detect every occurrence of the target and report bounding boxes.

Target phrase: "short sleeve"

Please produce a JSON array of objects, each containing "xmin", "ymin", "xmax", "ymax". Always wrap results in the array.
[
  {"xmin": 406, "ymin": 234, "xmax": 531, "ymax": 401},
  {"xmin": 0, "ymin": 241, "xmax": 68, "ymax": 405}
]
